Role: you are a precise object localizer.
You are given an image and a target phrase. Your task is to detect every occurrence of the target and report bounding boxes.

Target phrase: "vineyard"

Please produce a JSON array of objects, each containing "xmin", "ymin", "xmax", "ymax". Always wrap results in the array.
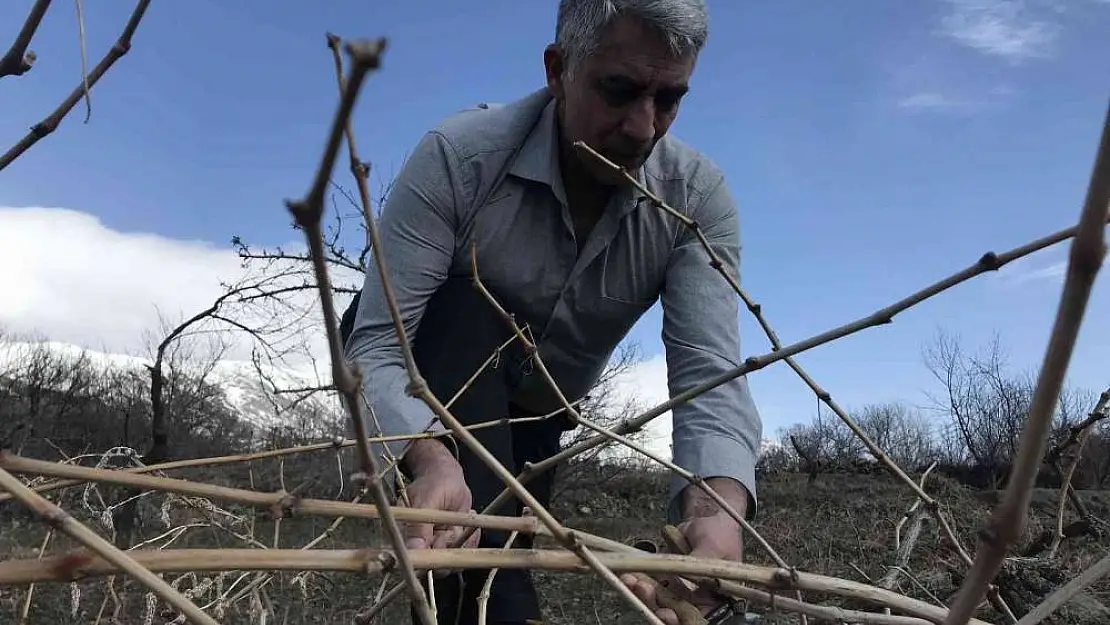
[{"xmin": 2, "ymin": 2, "xmax": 1110, "ymax": 625}]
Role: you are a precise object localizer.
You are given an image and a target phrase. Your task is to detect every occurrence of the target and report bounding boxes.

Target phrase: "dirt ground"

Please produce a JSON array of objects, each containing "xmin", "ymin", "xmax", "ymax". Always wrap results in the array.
[{"xmin": 1, "ymin": 455, "xmax": 1108, "ymax": 624}]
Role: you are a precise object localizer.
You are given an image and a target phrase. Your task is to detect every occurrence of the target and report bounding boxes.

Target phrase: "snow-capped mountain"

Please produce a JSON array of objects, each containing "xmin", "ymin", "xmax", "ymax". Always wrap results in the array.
[{"xmin": 1, "ymin": 339, "xmax": 783, "ymax": 459}]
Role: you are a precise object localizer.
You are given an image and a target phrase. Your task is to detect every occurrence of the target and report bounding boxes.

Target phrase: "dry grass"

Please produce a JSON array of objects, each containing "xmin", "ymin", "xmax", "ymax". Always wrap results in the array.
[{"xmin": 2, "ymin": 458, "xmax": 1109, "ymax": 624}]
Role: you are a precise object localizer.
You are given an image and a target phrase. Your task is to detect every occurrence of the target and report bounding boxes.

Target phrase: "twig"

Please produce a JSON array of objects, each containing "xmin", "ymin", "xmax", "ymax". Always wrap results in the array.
[
  {"xmin": 477, "ymin": 523, "xmax": 523, "ymax": 625},
  {"xmin": 1013, "ymin": 553, "xmax": 1110, "ymax": 625},
  {"xmin": 467, "ymin": 240, "xmax": 800, "ymax": 597},
  {"xmin": 0, "ymin": 466, "xmax": 218, "ymax": 625},
  {"xmin": 17, "ymin": 529, "xmax": 54, "ymax": 624},
  {"xmin": 73, "ymin": 0, "xmax": 91, "ymax": 122},
  {"xmin": 0, "ymin": 0, "xmax": 52, "ymax": 78},
  {"xmin": 883, "ymin": 464, "xmax": 937, "ymax": 591},
  {"xmin": 0, "ymin": 0, "xmax": 151, "ymax": 171},
  {"xmin": 1046, "ymin": 426, "xmax": 1091, "ymax": 559},
  {"xmin": 895, "ymin": 462, "xmax": 937, "ymax": 551},
  {"xmin": 944, "ymin": 98, "xmax": 1110, "ymax": 625},
  {"xmin": 0, "ymin": 547, "xmax": 996, "ymax": 625},
  {"xmin": 0, "ymin": 406, "xmax": 578, "ymax": 505},
  {"xmin": 1043, "ymin": 387, "xmax": 1110, "ymax": 465},
  {"xmin": 283, "ymin": 36, "xmax": 436, "ymax": 625},
  {"xmin": 479, "ymin": 197, "xmax": 1110, "ymax": 531},
  {"xmin": 324, "ymin": 36, "xmax": 664, "ymax": 625}
]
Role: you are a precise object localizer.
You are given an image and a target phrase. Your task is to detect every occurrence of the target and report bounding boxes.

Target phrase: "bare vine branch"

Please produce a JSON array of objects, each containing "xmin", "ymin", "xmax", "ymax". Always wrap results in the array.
[
  {"xmin": 281, "ymin": 36, "xmax": 438, "ymax": 625},
  {"xmin": 943, "ymin": 97, "xmax": 1110, "ymax": 625},
  {"xmin": 0, "ymin": 0, "xmax": 151, "ymax": 171},
  {"xmin": 0, "ymin": 0, "xmax": 52, "ymax": 78}
]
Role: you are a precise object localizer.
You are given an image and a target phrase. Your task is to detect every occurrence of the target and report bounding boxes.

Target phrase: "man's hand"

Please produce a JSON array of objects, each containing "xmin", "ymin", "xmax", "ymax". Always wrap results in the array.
[
  {"xmin": 398, "ymin": 438, "xmax": 480, "ymax": 556},
  {"xmin": 621, "ymin": 477, "xmax": 748, "ymax": 625}
]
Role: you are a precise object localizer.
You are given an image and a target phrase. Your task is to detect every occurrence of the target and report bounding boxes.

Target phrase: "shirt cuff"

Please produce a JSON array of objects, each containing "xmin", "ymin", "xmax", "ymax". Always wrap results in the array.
[{"xmin": 667, "ymin": 434, "xmax": 759, "ymax": 525}]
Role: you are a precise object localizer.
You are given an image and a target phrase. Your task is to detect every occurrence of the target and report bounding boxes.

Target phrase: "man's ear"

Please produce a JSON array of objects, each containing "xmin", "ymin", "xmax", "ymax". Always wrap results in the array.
[{"xmin": 543, "ymin": 43, "xmax": 566, "ymax": 99}]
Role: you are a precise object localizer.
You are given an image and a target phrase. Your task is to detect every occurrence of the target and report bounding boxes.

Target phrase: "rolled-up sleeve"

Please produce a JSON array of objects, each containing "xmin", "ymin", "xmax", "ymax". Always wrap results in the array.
[
  {"xmin": 343, "ymin": 130, "xmax": 467, "ymax": 471},
  {"xmin": 660, "ymin": 175, "xmax": 763, "ymax": 524}
]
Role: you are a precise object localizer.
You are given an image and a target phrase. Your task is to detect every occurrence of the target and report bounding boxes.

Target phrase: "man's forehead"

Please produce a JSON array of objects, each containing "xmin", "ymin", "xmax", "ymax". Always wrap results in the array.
[
  {"xmin": 587, "ymin": 57, "xmax": 692, "ymax": 91},
  {"xmin": 584, "ymin": 32, "xmax": 695, "ymax": 87},
  {"xmin": 587, "ymin": 16, "xmax": 696, "ymax": 61}
]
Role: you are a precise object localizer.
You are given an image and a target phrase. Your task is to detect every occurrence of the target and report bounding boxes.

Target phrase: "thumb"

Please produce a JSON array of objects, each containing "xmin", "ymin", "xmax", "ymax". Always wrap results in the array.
[
  {"xmin": 401, "ymin": 492, "xmax": 434, "ymax": 550},
  {"xmin": 404, "ymin": 519, "xmax": 434, "ymax": 550}
]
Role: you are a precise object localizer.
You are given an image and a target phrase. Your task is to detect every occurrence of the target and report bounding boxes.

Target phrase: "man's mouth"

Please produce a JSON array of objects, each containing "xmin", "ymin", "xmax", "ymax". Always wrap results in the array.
[
  {"xmin": 606, "ymin": 151, "xmax": 644, "ymax": 168},
  {"xmin": 573, "ymin": 141, "xmax": 645, "ymax": 176}
]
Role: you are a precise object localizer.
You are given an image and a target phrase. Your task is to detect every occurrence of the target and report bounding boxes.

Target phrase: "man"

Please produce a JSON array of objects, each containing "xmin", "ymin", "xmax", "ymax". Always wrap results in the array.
[{"xmin": 341, "ymin": 1, "xmax": 763, "ymax": 623}]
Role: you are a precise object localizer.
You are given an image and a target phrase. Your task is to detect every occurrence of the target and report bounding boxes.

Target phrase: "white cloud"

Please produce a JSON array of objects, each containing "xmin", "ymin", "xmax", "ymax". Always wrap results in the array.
[
  {"xmin": 0, "ymin": 207, "xmax": 242, "ymax": 352},
  {"xmin": 995, "ymin": 257, "xmax": 1068, "ymax": 285},
  {"xmin": 0, "ymin": 205, "xmax": 785, "ymax": 458},
  {"xmin": 0, "ymin": 206, "xmax": 355, "ymax": 378},
  {"xmin": 0, "ymin": 206, "xmax": 690, "ymax": 445},
  {"xmin": 603, "ymin": 353, "xmax": 782, "ymax": 463},
  {"xmin": 898, "ymin": 92, "xmax": 966, "ymax": 111},
  {"xmin": 938, "ymin": 0, "xmax": 1062, "ymax": 62},
  {"xmin": 896, "ymin": 84, "xmax": 1017, "ymax": 116},
  {"xmin": 606, "ymin": 353, "xmax": 674, "ymax": 459}
]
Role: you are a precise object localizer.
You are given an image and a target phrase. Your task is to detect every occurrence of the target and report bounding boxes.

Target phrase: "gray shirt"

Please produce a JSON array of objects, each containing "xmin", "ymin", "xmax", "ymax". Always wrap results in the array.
[{"xmin": 344, "ymin": 87, "xmax": 762, "ymax": 521}]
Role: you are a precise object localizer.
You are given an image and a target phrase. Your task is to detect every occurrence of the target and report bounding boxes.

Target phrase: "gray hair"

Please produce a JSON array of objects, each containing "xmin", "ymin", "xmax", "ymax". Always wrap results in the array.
[{"xmin": 555, "ymin": 0, "xmax": 709, "ymax": 77}]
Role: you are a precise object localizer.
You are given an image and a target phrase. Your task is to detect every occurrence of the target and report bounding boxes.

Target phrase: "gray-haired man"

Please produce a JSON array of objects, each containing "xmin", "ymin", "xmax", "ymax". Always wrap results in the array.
[{"xmin": 342, "ymin": 1, "xmax": 763, "ymax": 623}]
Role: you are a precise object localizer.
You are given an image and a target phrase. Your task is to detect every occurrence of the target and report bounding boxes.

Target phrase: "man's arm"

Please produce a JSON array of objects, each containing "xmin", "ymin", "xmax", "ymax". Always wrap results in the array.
[
  {"xmin": 343, "ymin": 129, "xmax": 470, "ymax": 476},
  {"xmin": 659, "ymin": 174, "xmax": 762, "ymax": 524}
]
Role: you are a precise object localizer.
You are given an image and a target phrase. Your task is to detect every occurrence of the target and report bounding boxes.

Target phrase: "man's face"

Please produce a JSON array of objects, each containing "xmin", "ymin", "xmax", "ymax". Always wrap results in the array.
[{"xmin": 546, "ymin": 16, "xmax": 697, "ymax": 185}]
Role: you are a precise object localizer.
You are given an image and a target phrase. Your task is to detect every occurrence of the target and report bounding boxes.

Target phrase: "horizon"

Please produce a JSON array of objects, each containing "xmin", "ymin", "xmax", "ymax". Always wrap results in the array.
[{"xmin": 2, "ymin": 0, "xmax": 1109, "ymax": 454}]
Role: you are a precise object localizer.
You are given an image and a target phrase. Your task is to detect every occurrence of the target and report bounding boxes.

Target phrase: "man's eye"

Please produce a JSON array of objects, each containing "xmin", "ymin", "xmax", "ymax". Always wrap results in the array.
[
  {"xmin": 655, "ymin": 92, "xmax": 682, "ymax": 112},
  {"xmin": 596, "ymin": 78, "xmax": 686, "ymax": 112},
  {"xmin": 655, "ymin": 87, "xmax": 688, "ymax": 112},
  {"xmin": 600, "ymin": 84, "xmax": 639, "ymax": 107}
]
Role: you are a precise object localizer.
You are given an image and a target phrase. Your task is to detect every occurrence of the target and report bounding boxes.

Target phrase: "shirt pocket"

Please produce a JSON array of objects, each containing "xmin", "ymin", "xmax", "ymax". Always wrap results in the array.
[{"xmin": 599, "ymin": 227, "xmax": 666, "ymax": 308}]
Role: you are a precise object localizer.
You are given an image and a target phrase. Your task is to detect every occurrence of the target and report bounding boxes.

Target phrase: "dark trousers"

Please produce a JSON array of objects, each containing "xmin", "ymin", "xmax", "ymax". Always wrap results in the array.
[{"xmin": 344, "ymin": 277, "xmax": 570, "ymax": 624}]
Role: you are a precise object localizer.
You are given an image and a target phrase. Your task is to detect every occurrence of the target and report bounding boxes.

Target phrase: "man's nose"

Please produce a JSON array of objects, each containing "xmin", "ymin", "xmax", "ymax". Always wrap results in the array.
[{"xmin": 620, "ymin": 96, "xmax": 656, "ymax": 145}]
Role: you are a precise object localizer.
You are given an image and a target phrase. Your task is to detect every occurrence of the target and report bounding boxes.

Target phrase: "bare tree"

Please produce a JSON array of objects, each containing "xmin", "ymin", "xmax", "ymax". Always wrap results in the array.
[
  {"xmin": 564, "ymin": 341, "xmax": 649, "ymax": 450},
  {"xmin": 923, "ymin": 330, "xmax": 1033, "ymax": 479},
  {"xmin": 854, "ymin": 402, "xmax": 940, "ymax": 471},
  {"xmin": 552, "ymin": 342, "xmax": 653, "ymax": 492},
  {"xmin": 0, "ymin": 333, "xmax": 104, "ymax": 457},
  {"xmin": 784, "ymin": 405, "xmax": 868, "ymax": 470},
  {"xmin": 923, "ymin": 329, "xmax": 1109, "ymax": 492}
]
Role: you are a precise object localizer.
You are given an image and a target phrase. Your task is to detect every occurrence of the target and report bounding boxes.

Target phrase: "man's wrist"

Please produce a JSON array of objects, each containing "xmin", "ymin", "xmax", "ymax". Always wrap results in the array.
[{"xmin": 681, "ymin": 477, "xmax": 749, "ymax": 521}]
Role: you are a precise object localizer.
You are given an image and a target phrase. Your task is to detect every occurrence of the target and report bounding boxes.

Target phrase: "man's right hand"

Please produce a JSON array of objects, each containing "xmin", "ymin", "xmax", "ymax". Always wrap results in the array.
[{"xmin": 399, "ymin": 438, "xmax": 479, "ymax": 552}]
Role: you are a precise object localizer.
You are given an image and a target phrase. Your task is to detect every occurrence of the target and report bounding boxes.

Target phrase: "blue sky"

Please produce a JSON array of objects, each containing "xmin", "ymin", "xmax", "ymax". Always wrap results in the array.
[{"xmin": 2, "ymin": 0, "xmax": 1109, "ymax": 443}]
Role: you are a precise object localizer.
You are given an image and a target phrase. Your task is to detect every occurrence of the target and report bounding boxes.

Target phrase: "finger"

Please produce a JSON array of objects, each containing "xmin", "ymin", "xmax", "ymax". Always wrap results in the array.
[
  {"xmin": 402, "ymin": 521, "xmax": 433, "ymax": 550},
  {"xmin": 656, "ymin": 607, "xmax": 680, "ymax": 625},
  {"xmin": 448, "ymin": 525, "xmax": 476, "ymax": 550},
  {"xmin": 430, "ymin": 527, "xmax": 456, "ymax": 550},
  {"xmin": 664, "ymin": 523, "xmax": 724, "ymax": 605},
  {"xmin": 628, "ymin": 573, "xmax": 704, "ymax": 625},
  {"xmin": 424, "ymin": 527, "xmax": 457, "ymax": 578},
  {"xmin": 627, "ymin": 573, "xmax": 660, "ymax": 609},
  {"xmin": 653, "ymin": 579, "xmax": 707, "ymax": 624}
]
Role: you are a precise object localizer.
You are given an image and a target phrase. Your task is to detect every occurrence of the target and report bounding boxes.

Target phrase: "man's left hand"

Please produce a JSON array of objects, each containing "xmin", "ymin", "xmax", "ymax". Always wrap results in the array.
[{"xmin": 620, "ymin": 478, "xmax": 748, "ymax": 625}]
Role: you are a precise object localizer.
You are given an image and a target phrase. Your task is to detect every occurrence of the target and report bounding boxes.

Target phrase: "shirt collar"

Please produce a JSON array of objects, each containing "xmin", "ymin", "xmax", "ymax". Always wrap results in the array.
[
  {"xmin": 508, "ymin": 98, "xmax": 567, "ymax": 206},
  {"xmin": 507, "ymin": 96, "xmax": 649, "ymax": 212}
]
